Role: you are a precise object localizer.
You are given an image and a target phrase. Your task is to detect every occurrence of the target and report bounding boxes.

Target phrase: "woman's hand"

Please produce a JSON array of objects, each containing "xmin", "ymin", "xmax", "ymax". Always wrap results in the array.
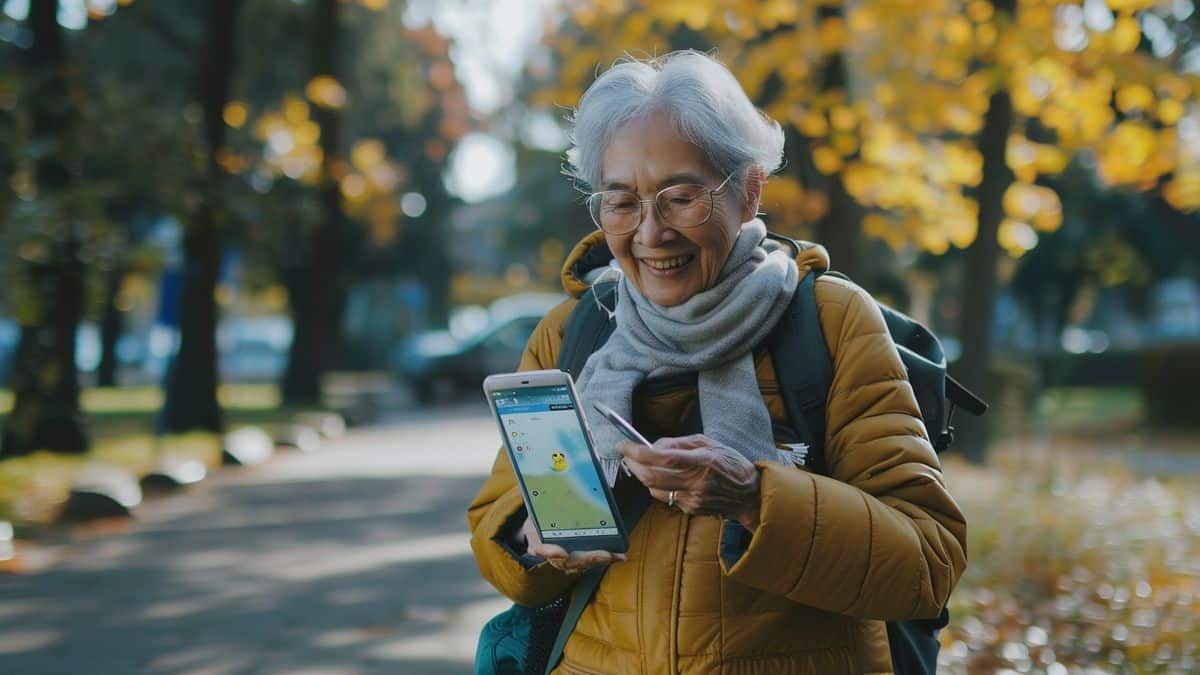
[
  {"xmin": 616, "ymin": 435, "xmax": 762, "ymax": 531},
  {"xmin": 519, "ymin": 515, "xmax": 627, "ymax": 574}
]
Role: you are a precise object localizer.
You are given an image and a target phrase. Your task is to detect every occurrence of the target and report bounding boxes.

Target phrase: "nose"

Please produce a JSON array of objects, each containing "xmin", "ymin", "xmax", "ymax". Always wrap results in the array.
[{"xmin": 634, "ymin": 200, "xmax": 676, "ymax": 248}]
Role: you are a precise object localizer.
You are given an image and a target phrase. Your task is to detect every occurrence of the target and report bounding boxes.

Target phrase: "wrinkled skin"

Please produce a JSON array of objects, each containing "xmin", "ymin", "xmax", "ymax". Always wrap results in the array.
[
  {"xmin": 616, "ymin": 435, "xmax": 761, "ymax": 529},
  {"xmin": 599, "ymin": 110, "xmax": 759, "ymax": 307}
]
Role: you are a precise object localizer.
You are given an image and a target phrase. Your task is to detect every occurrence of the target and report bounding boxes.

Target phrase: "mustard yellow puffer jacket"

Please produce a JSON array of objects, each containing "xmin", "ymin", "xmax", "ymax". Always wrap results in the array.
[{"xmin": 468, "ymin": 231, "xmax": 968, "ymax": 674}]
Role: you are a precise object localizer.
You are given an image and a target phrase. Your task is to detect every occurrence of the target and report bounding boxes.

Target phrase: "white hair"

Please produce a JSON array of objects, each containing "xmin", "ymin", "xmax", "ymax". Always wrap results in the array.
[{"xmin": 565, "ymin": 50, "xmax": 785, "ymax": 194}]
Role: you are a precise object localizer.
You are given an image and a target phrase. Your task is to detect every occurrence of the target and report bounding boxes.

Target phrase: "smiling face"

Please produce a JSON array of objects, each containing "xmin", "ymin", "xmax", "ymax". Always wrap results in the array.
[{"xmin": 599, "ymin": 111, "xmax": 758, "ymax": 307}]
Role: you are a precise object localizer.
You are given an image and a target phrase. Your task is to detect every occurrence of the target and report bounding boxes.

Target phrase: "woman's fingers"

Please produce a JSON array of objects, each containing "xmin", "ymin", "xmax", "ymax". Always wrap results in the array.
[
  {"xmin": 657, "ymin": 434, "xmax": 713, "ymax": 450},
  {"xmin": 617, "ymin": 441, "xmax": 706, "ymax": 490},
  {"xmin": 616, "ymin": 440, "xmax": 698, "ymax": 470},
  {"xmin": 649, "ymin": 487, "xmax": 702, "ymax": 514},
  {"xmin": 615, "ymin": 440, "xmax": 658, "ymax": 464},
  {"xmin": 618, "ymin": 453, "xmax": 656, "ymax": 484},
  {"xmin": 622, "ymin": 459, "xmax": 689, "ymax": 490},
  {"xmin": 568, "ymin": 550, "xmax": 627, "ymax": 568},
  {"xmin": 530, "ymin": 542, "xmax": 627, "ymax": 573},
  {"xmin": 520, "ymin": 516, "xmax": 541, "ymax": 547},
  {"xmin": 528, "ymin": 541, "xmax": 568, "ymax": 560}
]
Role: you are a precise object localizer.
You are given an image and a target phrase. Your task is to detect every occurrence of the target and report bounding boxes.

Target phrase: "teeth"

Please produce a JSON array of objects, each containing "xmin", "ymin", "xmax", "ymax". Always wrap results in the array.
[{"xmin": 644, "ymin": 255, "xmax": 692, "ymax": 270}]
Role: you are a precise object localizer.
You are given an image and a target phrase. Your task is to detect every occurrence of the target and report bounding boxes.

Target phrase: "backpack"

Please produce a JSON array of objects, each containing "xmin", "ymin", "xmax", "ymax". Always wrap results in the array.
[{"xmin": 476, "ymin": 232, "xmax": 986, "ymax": 675}]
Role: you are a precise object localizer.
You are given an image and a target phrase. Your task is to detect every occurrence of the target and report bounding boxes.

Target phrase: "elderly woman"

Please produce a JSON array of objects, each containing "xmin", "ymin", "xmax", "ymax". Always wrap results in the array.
[{"xmin": 468, "ymin": 51, "xmax": 966, "ymax": 674}]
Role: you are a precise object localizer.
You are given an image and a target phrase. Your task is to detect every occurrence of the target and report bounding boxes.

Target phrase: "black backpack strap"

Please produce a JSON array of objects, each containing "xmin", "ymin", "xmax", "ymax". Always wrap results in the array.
[
  {"xmin": 557, "ymin": 281, "xmax": 618, "ymax": 379},
  {"xmin": 886, "ymin": 609, "xmax": 950, "ymax": 675},
  {"xmin": 767, "ymin": 268, "xmax": 946, "ymax": 675},
  {"xmin": 766, "ymin": 270, "xmax": 833, "ymax": 474}
]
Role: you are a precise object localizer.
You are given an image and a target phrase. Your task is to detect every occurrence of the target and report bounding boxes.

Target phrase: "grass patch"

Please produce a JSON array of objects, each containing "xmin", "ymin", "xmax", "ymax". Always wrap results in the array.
[
  {"xmin": 0, "ymin": 384, "xmax": 327, "ymax": 528},
  {"xmin": 0, "ymin": 452, "xmax": 85, "ymax": 524},
  {"xmin": 0, "ymin": 383, "xmax": 282, "ymax": 417},
  {"xmin": 1032, "ymin": 388, "xmax": 1145, "ymax": 432}
]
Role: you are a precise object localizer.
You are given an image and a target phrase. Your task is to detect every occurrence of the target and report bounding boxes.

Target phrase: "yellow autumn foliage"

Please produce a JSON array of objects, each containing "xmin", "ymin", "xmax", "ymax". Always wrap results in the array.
[{"xmin": 533, "ymin": 0, "xmax": 1200, "ymax": 258}]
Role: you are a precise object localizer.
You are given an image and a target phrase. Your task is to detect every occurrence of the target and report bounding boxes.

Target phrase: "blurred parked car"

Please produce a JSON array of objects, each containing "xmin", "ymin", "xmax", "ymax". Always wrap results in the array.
[
  {"xmin": 1150, "ymin": 277, "xmax": 1200, "ymax": 341},
  {"xmin": 218, "ymin": 315, "xmax": 294, "ymax": 381},
  {"xmin": 0, "ymin": 320, "xmax": 142, "ymax": 384},
  {"xmin": 390, "ymin": 293, "xmax": 565, "ymax": 404}
]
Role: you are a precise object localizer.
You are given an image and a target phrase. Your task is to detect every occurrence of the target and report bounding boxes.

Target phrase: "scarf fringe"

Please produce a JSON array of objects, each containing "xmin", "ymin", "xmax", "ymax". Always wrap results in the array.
[{"xmin": 600, "ymin": 458, "xmax": 622, "ymax": 488}]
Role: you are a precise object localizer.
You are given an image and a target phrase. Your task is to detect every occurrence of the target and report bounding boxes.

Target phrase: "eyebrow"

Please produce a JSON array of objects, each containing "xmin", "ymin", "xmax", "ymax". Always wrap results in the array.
[{"xmin": 601, "ymin": 171, "xmax": 711, "ymax": 192}]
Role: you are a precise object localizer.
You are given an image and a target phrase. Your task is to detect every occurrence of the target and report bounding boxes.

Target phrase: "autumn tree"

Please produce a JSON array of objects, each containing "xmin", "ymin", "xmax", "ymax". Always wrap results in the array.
[
  {"xmin": 71, "ymin": 1, "xmax": 198, "ymax": 389},
  {"xmin": 280, "ymin": 0, "xmax": 348, "ymax": 405},
  {"xmin": 279, "ymin": 1, "xmax": 469, "ymax": 400},
  {"xmin": 158, "ymin": 0, "xmax": 242, "ymax": 434},
  {"xmin": 0, "ymin": 35, "xmax": 15, "ymax": 228},
  {"xmin": 1, "ymin": 0, "xmax": 88, "ymax": 457},
  {"xmin": 525, "ymin": 0, "xmax": 1200, "ymax": 461},
  {"xmin": 219, "ymin": 1, "xmax": 471, "ymax": 397}
]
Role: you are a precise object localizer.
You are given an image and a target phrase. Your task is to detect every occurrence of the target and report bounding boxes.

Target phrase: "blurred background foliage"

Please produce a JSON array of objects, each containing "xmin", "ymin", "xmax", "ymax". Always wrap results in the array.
[
  {"xmin": 519, "ymin": 0, "xmax": 1200, "ymax": 459},
  {"xmin": 0, "ymin": 0, "xmax": 1198, "ymax": 461},
  {"xmin": 0, "ymin": 0, "xmax": 1197, "ymax": 453}
]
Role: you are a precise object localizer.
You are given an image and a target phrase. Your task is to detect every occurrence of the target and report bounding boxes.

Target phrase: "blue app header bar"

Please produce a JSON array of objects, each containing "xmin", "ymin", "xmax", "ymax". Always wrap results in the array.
[
  {"xmin": 497, "ymin": 402, "xmax": 574, "ymax": 414},
  {"xmin": 498, "ymin": 403, "xmax": 550, "ymax": 414},
  {"xmin": 492, "ymin": 385, "xmax": 574, "ymax": 411}
]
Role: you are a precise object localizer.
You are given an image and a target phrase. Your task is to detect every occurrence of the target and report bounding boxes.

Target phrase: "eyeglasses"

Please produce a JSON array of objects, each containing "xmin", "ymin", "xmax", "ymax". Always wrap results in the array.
[{"xmin": 585, "ymin": 173, "xmax": 735, "ymax": 236}]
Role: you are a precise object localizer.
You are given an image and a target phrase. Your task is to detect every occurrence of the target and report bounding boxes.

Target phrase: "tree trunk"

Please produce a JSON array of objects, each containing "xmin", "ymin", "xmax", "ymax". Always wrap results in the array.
[
  {"xmin": 96, "ymin": 262, "xmax": 126, "ymax": 388},
  {"xmin": 413, "ymin": 156, "xmax": 453, "ymax": 329},
  {"xmin": 2, "ymin": 243, "xmax": 88, "ymax": 456},
  {"xmin": 1, "ymin": 0, "xmax": 88, "ymax": 458},
  {"xmin": 282, "ymin": 184, "xmax": 348, "ymax": 403},
  {"xmin": 158, "ymin": 0, "xmax": 240, "ymax": 434},
  {"xmin": 811, "ymin": 6, "xmax": 860, "ymax": 279},
  {"xmin": 814, "ymin": 172, "xmax": 861, "ymax": 279},
  {"xmin": 955, "ymin": 51, "xmax": 1014, "ymax": 464},
  {"xmin": 282, "ymin": 0, "xmax": 348, "ymax": 405},
  {"xmin": 0, "ymin": 106, "xmax": 14, "ymax": 218}
]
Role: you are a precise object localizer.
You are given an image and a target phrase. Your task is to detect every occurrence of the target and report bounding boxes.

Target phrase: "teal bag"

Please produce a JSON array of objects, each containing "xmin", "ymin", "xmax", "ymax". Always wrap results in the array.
[
  {"xmin": 474, "ymin": 483, "xmax": 648, "ymax": 675},
  {"xmin": 474, "ymin": 604, "xmax": 533, "ymax": 675}
]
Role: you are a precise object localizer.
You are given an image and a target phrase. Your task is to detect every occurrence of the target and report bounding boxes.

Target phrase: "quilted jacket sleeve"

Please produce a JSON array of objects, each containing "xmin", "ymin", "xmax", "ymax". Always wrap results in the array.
[
  {"xmin": 466, "ymin": 300, "xmax": 581, "ymax": 608},
  {"xmin": 720, "ymin": 277, "xmax": 967, "ymax": 620}
]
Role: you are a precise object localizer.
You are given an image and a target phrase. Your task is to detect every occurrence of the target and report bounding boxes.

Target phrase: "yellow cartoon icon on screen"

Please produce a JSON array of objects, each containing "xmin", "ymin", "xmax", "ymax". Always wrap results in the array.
[{"xmin": 550, "ymin": 451, "xmax": 568, "ymax": 472}]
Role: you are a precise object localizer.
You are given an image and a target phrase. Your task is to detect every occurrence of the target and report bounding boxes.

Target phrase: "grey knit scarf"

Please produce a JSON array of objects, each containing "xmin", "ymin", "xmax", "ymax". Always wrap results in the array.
[{"xmin": 576, "ymin": 218, "xmax": 800, "ymax": 486}]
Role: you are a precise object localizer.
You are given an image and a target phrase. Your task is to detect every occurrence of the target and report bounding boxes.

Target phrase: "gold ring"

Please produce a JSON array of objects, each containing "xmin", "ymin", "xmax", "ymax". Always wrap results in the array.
[{"xmin": 667, "ymin": 490, "xmax": 676, "ymax": 508}]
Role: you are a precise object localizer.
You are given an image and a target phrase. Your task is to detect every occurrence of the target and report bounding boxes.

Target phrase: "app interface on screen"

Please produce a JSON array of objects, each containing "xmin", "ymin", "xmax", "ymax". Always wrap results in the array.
[{"xmin": 492, "ymin": 385, "xmax": 617, "ymax": 539}]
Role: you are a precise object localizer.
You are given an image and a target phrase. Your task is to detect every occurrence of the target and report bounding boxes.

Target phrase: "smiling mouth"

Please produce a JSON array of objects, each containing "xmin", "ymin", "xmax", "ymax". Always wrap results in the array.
[{"xmin": 641, "ymin": 254, "xmax": 695, "ymax": 271}]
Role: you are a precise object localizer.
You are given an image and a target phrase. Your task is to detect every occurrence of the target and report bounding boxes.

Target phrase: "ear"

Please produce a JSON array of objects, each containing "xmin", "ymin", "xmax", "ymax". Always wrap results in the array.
[{"xmin": 740, "ymin": 165, "xmax": 766, "ymax": 222}]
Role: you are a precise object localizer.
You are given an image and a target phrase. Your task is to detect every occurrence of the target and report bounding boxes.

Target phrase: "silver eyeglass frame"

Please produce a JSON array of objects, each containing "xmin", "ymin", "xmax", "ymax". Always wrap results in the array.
[{"xmin": 585, "ymin": 172, "xmax": 736, "ymax": 235}]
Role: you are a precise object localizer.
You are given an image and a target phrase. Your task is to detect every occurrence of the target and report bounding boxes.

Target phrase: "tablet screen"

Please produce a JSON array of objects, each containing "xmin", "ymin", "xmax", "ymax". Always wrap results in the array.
[{"xmin": 491, "ymin": 385, "xmax": 618, "ymax": 539}]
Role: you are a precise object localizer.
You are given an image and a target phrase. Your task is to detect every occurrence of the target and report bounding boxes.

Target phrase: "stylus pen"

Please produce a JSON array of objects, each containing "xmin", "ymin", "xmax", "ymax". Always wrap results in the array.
[{"xmin": 593, "ymin": 402, "xmax": 647, "ymax": 478}]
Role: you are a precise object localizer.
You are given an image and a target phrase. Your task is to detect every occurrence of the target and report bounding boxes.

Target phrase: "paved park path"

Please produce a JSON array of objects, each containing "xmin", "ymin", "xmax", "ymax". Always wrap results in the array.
[{"xmin": 0, "ymin": 403, "xmax": 510, "ymax": 675}]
